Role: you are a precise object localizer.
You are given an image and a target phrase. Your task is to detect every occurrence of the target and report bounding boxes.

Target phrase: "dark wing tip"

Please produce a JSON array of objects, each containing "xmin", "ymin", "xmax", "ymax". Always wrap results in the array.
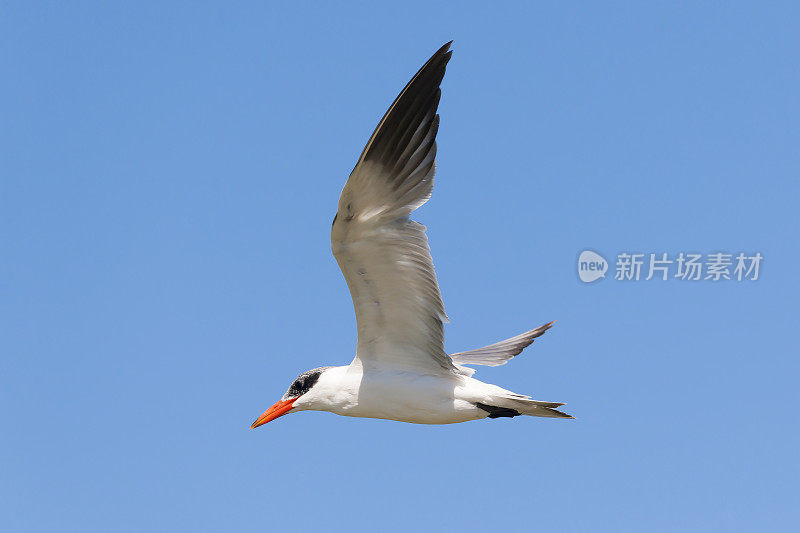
[
  {"xmin": 358, "ymin": 43, "xmax": 453, "ymax": 169},
  {"xmin": 428, "ymin": 41, "xmax": 454, "ymax": 64}
]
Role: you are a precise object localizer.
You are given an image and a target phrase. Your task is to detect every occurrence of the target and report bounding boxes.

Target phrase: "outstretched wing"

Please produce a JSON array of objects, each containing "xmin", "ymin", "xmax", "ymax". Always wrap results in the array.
[
  {"xmin": 450, "ymin": 322, "xmax": 555, "ymax": 367},
  {"xmin": 331, "ymin": 42, "xmax": 459, "ymax": 375}
]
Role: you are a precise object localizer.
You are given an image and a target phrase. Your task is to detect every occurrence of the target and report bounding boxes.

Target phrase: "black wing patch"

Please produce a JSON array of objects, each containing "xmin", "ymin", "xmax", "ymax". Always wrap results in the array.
[{"xmin": 356, "ymin": 41, "xmax": 452, "ymax": 187}]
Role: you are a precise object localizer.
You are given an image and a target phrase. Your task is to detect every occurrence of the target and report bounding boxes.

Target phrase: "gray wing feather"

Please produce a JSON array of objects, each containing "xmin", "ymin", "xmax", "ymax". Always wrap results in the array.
[
  {"xmin": 450, "ymin": 322, "xmax": 555, "ymax": 367},
  {"xmin": 332, "ymin": 43, "xmax": 458, "ymax": 375}
]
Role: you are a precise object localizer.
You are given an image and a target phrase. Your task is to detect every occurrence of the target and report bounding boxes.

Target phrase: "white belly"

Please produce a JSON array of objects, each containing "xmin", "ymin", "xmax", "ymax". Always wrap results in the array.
[{"xmin": 329, "ymin": 370, "xmax": 487, "ymax": 424}]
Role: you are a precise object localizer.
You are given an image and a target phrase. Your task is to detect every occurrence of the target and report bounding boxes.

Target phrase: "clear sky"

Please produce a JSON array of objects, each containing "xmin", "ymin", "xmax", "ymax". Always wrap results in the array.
[{"xmin": 2, "ymin": 2, "xmax": 798, "ymax": 532}]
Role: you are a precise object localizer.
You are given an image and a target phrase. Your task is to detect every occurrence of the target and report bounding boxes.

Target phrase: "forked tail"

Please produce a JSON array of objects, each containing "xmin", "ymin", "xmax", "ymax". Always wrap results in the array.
[{"xmin": 477, "ymin": 398, "xmax": 573, "ymax": 419}]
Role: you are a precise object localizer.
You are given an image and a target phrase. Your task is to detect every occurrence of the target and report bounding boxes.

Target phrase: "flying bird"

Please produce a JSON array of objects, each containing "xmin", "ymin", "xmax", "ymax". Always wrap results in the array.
[{"xmin": 251, "ymin": 42, "xmax": 571, "ymax": 428}]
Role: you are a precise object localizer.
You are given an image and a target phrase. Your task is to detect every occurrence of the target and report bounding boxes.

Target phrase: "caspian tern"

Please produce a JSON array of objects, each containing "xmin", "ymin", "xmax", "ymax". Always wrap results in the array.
[{"xmin": 251, "ymin": 42, "xmax": 571, "ymax": 428}]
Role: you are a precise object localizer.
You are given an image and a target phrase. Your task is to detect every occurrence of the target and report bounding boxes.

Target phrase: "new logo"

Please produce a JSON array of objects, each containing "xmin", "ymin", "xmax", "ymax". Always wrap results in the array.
[{"xmin": 578, "ymin": 250, "xmax": 608, "ymax": 283}]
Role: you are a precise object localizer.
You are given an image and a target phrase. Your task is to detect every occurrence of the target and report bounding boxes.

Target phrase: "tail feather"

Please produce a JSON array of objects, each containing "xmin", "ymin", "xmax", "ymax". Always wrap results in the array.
[
  {"xmin": 508, "ymin": 398, "xmax": 574, "ymax": 419},
  {"xmin": 479, "ymin": 396, "xmax": 573, "ymax": 420},
  {"xmin": 450, "ymin": 321, "xmax": 555, "ymax": 367},
  {"xmin": 522, "ymin": 400, "xmax": 566, "ymax": 409}
]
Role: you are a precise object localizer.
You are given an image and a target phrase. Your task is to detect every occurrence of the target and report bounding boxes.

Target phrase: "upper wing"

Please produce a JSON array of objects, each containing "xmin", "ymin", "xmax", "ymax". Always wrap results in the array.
[{"xmin": 331, "ymin": 42, "xmax": 459, "ymax": 375}]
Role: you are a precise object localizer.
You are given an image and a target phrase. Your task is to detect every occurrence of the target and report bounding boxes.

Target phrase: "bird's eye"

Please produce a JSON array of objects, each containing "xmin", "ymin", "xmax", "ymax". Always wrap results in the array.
[{"xmin": 291, "ymin": 377, "xmax": 306, "ymax": 392}]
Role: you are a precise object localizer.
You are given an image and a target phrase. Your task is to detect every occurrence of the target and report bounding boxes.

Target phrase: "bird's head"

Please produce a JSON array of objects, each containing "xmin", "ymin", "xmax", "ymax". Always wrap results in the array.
[{"xmin": 250, "ymin": 367, "xmax": 332, "ymax": 428}]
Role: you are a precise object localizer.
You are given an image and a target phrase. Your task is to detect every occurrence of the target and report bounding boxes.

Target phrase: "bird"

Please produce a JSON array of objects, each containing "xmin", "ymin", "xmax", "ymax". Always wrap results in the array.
[{"xmin": 251, "ymin": 41, "xmax": 571, "ymax": 428}]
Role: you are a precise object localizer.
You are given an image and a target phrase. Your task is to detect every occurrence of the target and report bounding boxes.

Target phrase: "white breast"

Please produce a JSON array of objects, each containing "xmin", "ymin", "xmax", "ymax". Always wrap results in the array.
[{"xmin": 296, "ymin": 365, "xmax": 490, "ymax": 424}]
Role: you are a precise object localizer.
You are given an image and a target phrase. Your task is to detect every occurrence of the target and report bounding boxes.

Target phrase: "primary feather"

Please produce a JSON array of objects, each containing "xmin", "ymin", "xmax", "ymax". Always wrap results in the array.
[
  {"xmin": 450, "ymin": 322, "xmax": 555, "ymax": 367},
  {"xmin": 332, "ymin": 42, "xmax": 456, "ymax": 375}
]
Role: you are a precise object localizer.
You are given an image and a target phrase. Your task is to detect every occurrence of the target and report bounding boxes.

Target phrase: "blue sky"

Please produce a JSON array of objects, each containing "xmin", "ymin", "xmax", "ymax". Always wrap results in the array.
[{"xmin": 2, "ymin": 2, "xmax": 798, "ymax": 531}]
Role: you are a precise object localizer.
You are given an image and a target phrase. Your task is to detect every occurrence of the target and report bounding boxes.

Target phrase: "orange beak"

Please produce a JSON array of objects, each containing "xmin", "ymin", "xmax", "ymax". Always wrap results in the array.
[{"xmin": 250, "ymin": 398, "xmax": 296, "ymax": 429}]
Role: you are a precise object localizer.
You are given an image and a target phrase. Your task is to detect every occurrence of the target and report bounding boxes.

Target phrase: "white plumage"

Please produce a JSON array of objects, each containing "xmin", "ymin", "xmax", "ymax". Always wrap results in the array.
[{"xmin": 251, "ymin": 42, "xmax": 571, "ymax": 429}]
